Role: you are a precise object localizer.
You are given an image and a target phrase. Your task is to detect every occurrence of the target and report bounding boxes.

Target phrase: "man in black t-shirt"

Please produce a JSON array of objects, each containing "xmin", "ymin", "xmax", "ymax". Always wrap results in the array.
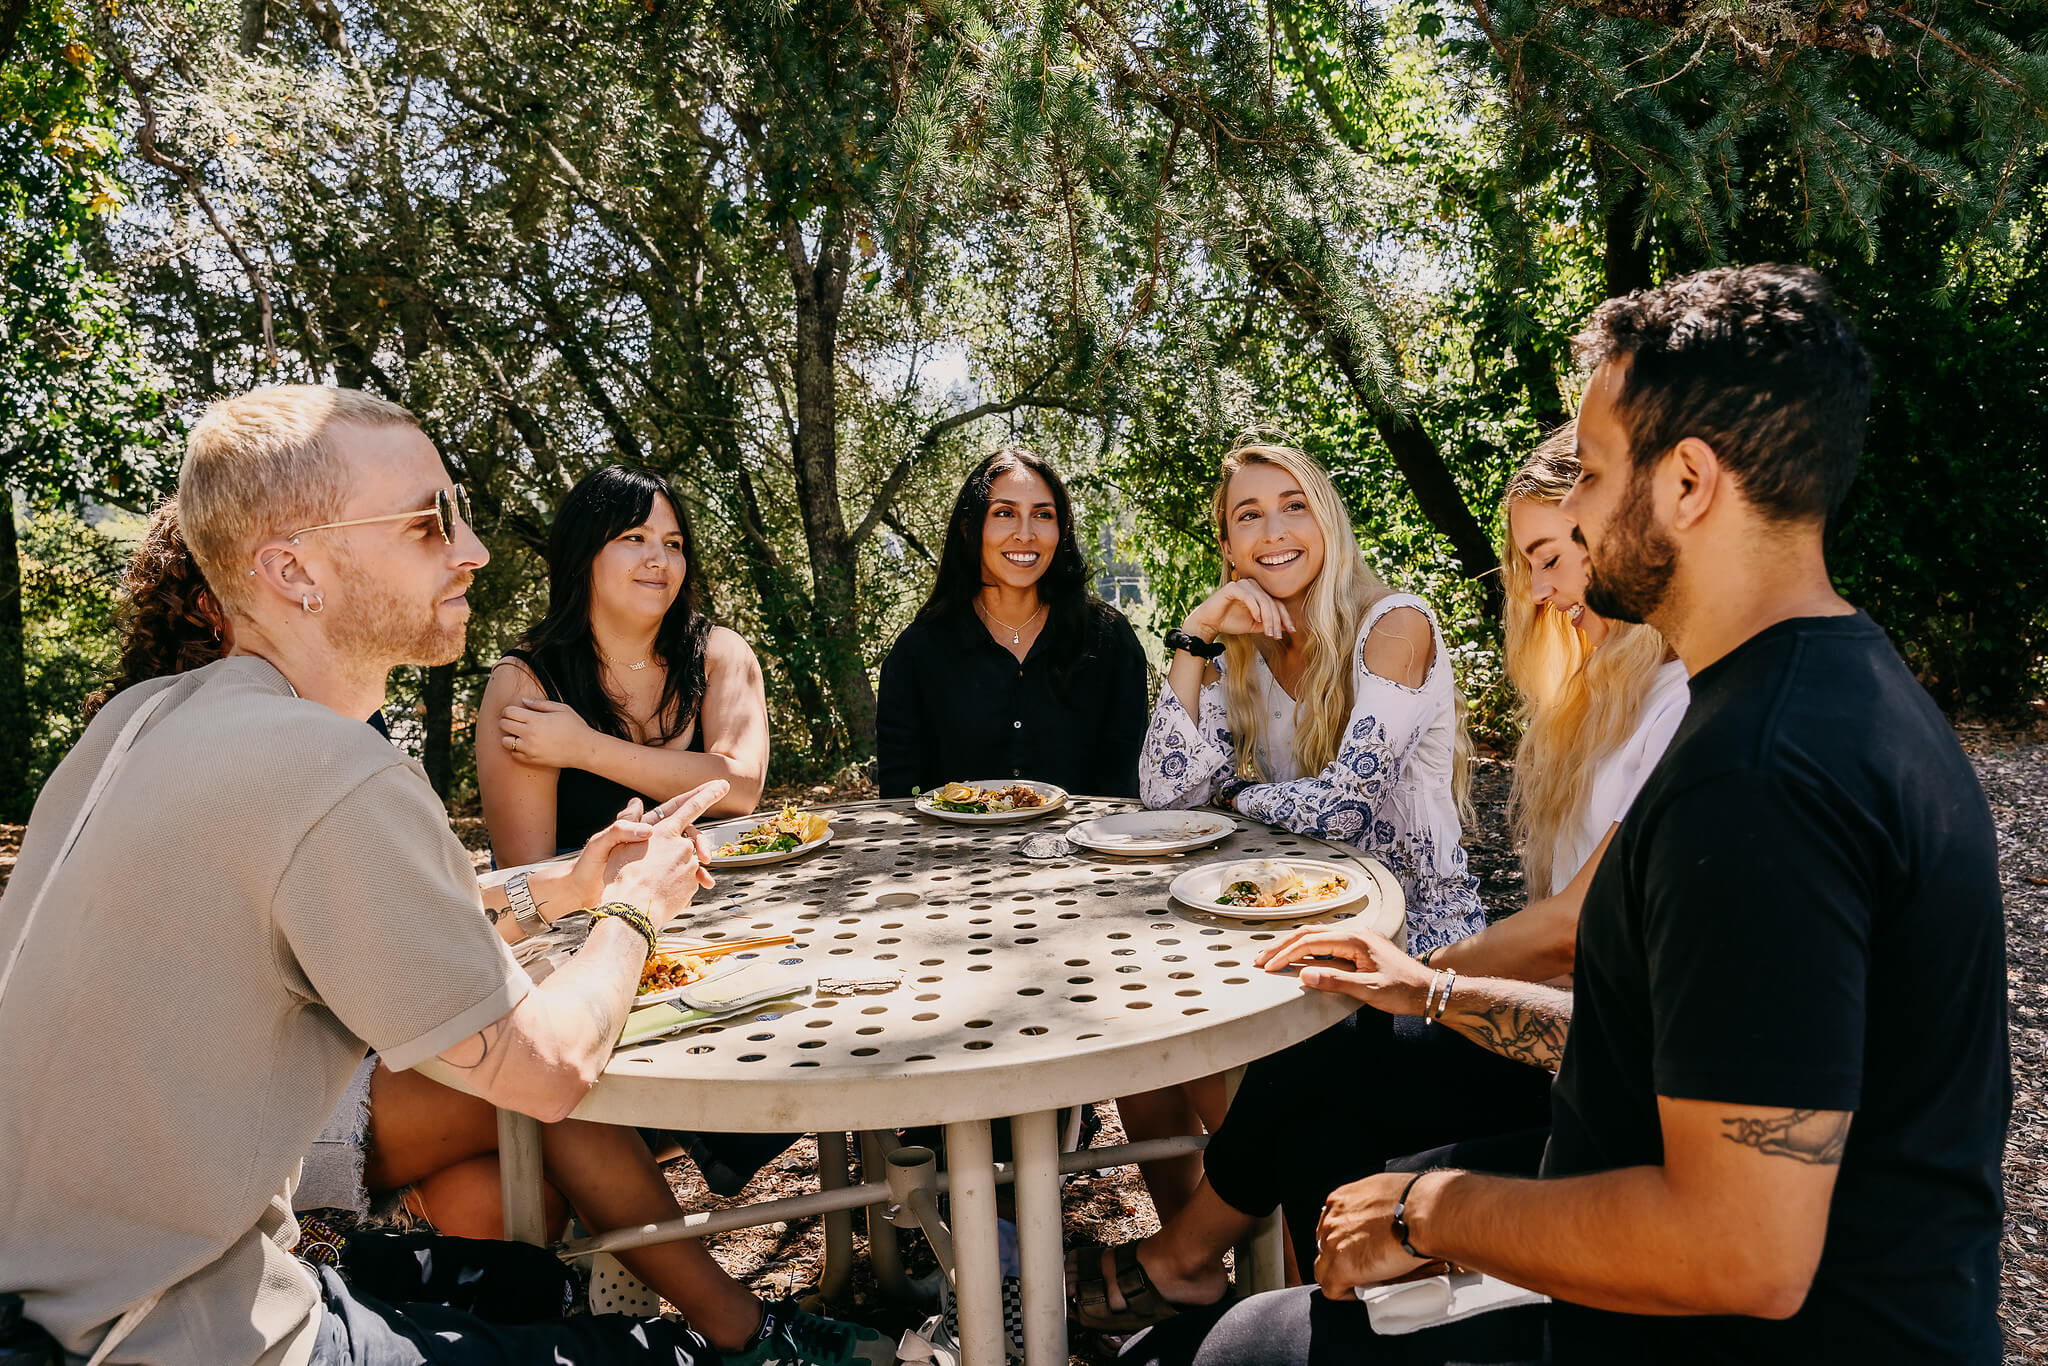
[{"xmin": 1123, "ymin": 266, "xmax": 2010, "ymax": 1366}]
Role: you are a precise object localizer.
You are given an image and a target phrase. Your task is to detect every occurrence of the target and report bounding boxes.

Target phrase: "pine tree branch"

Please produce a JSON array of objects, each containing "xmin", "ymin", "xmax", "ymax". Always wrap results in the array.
[{"xmin": 1549, "ymin": 0, "xmax": 1893, "ymax": 58}]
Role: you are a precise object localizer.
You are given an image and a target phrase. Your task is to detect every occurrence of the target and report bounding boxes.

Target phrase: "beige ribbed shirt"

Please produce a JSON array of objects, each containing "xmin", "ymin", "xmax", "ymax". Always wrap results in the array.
[{"xmin": 0, "ymin": 656, "xmax": 531, "ymax": 1366}]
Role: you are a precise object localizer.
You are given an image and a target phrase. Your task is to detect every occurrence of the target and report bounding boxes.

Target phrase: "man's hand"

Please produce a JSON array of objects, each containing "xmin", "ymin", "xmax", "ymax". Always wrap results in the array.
[
  {"xmin": 560, "ymin": 797, "xmax": 659, "ymax": 909},
  {"xmin": 1254, "ymin": 924, "xmax": 1433, "ymax": 1016},
  {"xmin": 1314, "ymin": 1171, "xmax": 1447, "ymax": 1298},
  {"xmin": 600, "ymin": 779, "xmax": 729, "ymax": 929},
  {"xmin": 499, "ymin": 696, "xmax": 597, "ymax": 768}
]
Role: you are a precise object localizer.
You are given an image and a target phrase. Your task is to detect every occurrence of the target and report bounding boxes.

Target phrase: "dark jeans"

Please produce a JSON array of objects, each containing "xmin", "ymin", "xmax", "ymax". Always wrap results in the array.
[
  {"xmin": 1202, "ymin": 1010, "xmax": 1555, "ymax": 1269},
  {"xmin": 1122, "ymin": 1286, "xmax": 1548, "ymax": 1366},
  {"xmin": 307, "ymin": 1264, "xmax": 718, "ymax": 1366}
]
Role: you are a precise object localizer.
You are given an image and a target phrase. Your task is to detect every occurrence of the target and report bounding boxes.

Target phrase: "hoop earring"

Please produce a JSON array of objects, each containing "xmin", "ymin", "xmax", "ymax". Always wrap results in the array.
[{"xmin": 301, "ymin": 592, "xmax": 324, "ymax": 615}]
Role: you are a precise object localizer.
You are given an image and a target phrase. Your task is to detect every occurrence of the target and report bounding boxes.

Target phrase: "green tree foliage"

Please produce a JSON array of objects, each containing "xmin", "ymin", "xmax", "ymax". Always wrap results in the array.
[
  {"xmin": 1, "ymin": 1, "xmax": 171, "ymax": 816},
  {"xmin": 8, "ymin": 0, "xmax": 2038, "ymax": 806}
]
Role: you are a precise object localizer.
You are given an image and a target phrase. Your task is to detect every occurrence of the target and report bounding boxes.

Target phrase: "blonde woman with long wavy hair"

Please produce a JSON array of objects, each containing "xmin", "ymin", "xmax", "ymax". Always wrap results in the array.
[
  {"xmin": 1140, "ymin": 441, "xmax": 1484, "ymax": 946},
  {"xmin": 1076, "ymin": 442, "xmax": 1487, "ymax": 1329},
  {"xmin": 1421, "ymin": 422, "xmax": 1688, "ymax": 984},
  {"xmin": 1072, "ymin": 429, "xmax": 1691, "ymax": 1335}
]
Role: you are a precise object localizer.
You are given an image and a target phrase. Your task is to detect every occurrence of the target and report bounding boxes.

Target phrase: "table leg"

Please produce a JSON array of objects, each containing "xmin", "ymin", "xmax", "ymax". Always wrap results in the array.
[
  {"xmin": 1244, "ymin": 1212, "xmax": 1287, "ymax": 1294},
  {"xmin": 816, "ymin": 1130, "xmax": 855, "ymax": 1306},
  {"xmin": 943, "ymin": 1119, "xmax": 1003, "ymax": 1366},
  {"xmin": 860, "ymin": 1130, "xmax": 912, "ymax": 1302},
  {"xmin": 496, "ymin": 1108, "xmax": 547, "ymax": 1245},
  {"xmin": 1011, "ymin": 1110, "xmax": 1067, "ymax": 1366}
]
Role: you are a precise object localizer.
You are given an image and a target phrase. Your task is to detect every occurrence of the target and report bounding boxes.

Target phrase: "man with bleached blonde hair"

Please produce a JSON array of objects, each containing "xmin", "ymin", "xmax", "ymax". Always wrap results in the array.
[{"xmin": 0, "ymin": 386, "xmax": 891, "ymax": 1366}]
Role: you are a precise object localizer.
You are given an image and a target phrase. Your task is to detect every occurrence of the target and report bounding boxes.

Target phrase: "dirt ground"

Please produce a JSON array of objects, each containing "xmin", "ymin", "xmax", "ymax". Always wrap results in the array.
[{"xmin": 1, "ymin": 737, "xmax": 2041, "ymax": 1361}]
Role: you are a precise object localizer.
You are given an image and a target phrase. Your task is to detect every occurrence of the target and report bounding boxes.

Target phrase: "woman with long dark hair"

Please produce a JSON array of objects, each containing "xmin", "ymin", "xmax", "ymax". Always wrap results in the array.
[
  {"xmin": 479, "ymin": 465, "xmax": 767, "ymax": 866},
  {"xmin": 877, "ymin": 445, "xmax": 1147, "ymax": 797}
]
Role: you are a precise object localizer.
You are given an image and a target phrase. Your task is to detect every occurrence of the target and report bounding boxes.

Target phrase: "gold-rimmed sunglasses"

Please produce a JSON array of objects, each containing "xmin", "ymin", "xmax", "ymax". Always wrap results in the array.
[
  {"xmin": 253, "ymin": 487, "xmax": 474, "ymax": 577},
  {"xmin": 284, "ymin": 485, "xmax": 474, "ymax": 545}
]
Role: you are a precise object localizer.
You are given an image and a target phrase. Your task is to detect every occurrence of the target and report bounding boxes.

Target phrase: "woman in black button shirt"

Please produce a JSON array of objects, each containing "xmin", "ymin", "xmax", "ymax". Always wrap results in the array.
[{"xmin": 878, "ymin": 446, "xmax": 1148, "ymax": 798}]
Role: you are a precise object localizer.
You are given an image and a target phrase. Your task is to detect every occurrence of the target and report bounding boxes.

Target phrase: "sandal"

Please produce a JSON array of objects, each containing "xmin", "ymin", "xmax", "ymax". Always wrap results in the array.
[{"xmin": 1069, "ymin": 1240, "xmax": 1194, "ymax": 1333}]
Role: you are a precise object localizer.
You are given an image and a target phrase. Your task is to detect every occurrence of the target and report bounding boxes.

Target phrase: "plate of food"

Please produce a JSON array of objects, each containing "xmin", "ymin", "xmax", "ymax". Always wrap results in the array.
[
  {"xmin": 913, "ymin": 779, "xmax": 1068, "ymax": 824},
  {"xmin": 1169, "ymin": 857, "xmax": 1371, "ymax": 920},
  {"xmin": 703, "ymin": 807, "xmax": 833, "ymax": 868},
  {"xmin": 1066, "ymin": 809, "xmax": 1237, "ymax": 855},
  {"xmin": 635, "ymin": 949, "xmax": 711, "ymax": 1008}
]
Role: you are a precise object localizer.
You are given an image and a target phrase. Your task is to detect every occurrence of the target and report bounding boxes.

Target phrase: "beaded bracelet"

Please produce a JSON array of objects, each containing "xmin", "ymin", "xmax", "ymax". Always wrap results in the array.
[{"xmin": 589, "ymin": 902, "xmax": 658, "ymax": 957}]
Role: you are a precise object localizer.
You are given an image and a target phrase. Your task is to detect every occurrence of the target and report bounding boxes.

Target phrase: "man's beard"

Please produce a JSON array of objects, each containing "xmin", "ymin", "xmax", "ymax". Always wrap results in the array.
[
  {"xmin": 1582, "ymin": 467, "xmax": 1678, "ymax": 626},
  {"xmin": 327, "ymin": 546, "xmax": 471, "ymax": 667}
]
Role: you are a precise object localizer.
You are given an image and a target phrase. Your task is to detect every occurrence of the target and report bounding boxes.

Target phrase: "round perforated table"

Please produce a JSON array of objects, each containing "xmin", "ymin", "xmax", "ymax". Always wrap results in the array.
[{"xmin": 425, "ymin": 798, "xmax": 1403, "ymax": 1366}]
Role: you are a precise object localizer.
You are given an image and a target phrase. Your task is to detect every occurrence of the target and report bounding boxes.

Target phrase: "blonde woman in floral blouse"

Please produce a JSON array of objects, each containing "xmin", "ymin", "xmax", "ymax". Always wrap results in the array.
[{"xmin": 1097, "ymin": 442, "xmax": 1484, "ymax": 1261}]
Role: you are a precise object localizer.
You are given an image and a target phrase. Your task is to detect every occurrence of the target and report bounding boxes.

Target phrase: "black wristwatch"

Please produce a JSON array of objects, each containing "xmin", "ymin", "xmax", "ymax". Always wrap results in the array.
[{"xmin": 1165, "ymin": 628, "xmax": 1226, "ymax": 660}]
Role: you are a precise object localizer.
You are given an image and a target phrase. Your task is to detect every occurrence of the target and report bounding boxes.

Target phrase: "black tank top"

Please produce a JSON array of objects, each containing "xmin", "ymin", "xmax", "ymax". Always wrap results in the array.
[{"xmin": 504, "ymin": 648, "xmax": 704, "ymax": 853}]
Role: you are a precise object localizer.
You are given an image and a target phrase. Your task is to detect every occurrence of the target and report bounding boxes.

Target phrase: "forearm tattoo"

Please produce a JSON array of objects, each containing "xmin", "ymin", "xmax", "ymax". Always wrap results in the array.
[
  {"xmin": 1719, "ymin": 1109, "xmax": 1851, "ymax": 1165},
  {"xmin": 1447, "ymin": 983, "xmax": 1573, "ymax": 1073},
  {"xmin": 444, "ymin": 1018, "xmax": 502, "ymax": 1071}
]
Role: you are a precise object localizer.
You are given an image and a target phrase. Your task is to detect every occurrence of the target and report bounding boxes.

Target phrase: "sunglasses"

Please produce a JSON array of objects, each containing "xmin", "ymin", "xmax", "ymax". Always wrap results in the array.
[{"xmin": 284, "ymin": 486, "xmax": 474, "ymax": 545}]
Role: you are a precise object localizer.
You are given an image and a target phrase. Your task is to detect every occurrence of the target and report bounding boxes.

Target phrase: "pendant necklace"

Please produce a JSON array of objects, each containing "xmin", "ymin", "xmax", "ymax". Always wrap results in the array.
[
  {"xmin": 626, "ymin": 658, "xmax": 649, "ymax": 671},
  {"xmin": 978, "ymin": 598, "xmax": 1045, "ymax": 646}
]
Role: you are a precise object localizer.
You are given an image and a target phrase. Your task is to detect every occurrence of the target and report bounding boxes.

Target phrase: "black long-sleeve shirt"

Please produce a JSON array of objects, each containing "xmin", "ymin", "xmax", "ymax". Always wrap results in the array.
[{"xmin": 876, "ymin": 603, "xmax": 1150, "ymax": 799}]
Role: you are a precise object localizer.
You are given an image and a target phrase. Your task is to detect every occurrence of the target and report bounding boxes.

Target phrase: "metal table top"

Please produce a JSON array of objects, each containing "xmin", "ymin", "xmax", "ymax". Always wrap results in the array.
[{"xmin": 540, "ymin": 797, "xmax": 1402, "ymax": 1132}]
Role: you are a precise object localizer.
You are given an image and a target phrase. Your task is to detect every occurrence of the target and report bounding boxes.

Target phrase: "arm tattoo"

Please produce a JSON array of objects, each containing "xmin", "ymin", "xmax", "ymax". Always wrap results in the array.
[
  {"xmin": 1446, "ymin": 984, "xmax": 1573, "ymax": 1073},
  {"xmin": 444, "ymin": 1018, "xmax": 502, "ymax": 1071},
  {"xmin": 1719, "ymin": 1109, "xmax": 1851, "ymax": 1165}
]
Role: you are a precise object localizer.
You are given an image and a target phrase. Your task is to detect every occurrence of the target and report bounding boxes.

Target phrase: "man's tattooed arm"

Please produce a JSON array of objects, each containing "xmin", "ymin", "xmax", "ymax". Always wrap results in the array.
[
  {"xmin": 1441, "ymin": 980, "xmax": 1574, "ymax": 1072},
  {"xmin": 1718, "ymin": 1109, "xmax": 1852, "ymax": 1165},
  {"xmin": 433, "ymin": 915, "xmax": 645, "ymax": 1119}
]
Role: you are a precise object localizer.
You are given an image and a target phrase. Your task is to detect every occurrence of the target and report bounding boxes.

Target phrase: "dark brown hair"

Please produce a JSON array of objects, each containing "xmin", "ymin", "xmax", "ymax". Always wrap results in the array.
[
  {"xmin": 1573, "ymin": 264, "xmax": 1871, "ymax": 523},
  {"xmin": 83, "ymin": 500, "xmax": 227, "ymax": 722}
]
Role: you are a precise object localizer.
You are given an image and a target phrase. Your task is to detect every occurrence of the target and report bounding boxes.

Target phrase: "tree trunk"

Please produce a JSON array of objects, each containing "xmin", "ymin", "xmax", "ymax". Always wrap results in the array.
[
  {"xmin": 420, "ymin": 662, "xmax": 455, "ymax": 799},
  {"xmin": 782, "ymin": 216, "xmax": 875, "ymax": 757},
  {"xmin": 1251, "ymin": 246, "xmax": 1503, "ymax": 613},
  {"xmin": 0, "ymin": 491, "xmax": 29, "ymax": 819}
]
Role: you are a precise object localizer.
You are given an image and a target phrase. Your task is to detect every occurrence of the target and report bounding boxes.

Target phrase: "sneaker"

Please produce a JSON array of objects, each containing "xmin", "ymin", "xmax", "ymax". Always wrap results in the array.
[{"xmin": 727, "ymin": 1301, "xmax": 896, "ymax": 1366}]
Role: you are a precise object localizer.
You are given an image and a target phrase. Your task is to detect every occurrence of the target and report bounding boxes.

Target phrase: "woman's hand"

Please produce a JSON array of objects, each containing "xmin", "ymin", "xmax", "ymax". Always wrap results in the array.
[
  {"xmin": 1184, "ymin": 579, "xmax": 1296, "ymax": 642},
  {"xmin": 499, "ymin": 697, "xmax": 596, "ymax": 769},
  {"xmin": 1254, "ymin": 924, "xmax": 1434, "ymax": 1016}
]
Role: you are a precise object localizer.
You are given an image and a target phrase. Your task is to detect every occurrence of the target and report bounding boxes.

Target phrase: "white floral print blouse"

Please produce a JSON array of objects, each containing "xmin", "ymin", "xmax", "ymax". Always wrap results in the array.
[{"xmin": 1139, "ymin": 593, "xmax": 1485, "ymax": 954}]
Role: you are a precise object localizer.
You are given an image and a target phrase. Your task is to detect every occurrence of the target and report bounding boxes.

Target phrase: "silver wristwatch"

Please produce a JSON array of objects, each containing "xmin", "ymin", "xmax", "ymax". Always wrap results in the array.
[{"xmin": 506, "ymin": 872, "xmax": 548, "ymax": 938}]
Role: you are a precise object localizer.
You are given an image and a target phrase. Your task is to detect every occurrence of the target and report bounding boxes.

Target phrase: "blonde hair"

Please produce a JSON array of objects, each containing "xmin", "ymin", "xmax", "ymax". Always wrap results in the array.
[
  {"xmin": 179, "ymin": 385, "xmax": 417, "ymax": 610},
  {"xmin": 1211, "ymin": 443, "xmax": 1473, "ymax": 820},
  {"xmin": 1502, "ymin": 421, "xmax": 1673, "ymax": 893}
]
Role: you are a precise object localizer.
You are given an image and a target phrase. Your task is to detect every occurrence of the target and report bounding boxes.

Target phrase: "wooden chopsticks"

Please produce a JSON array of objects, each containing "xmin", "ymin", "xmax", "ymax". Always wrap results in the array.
[{"xmin": 655, "ymin": 933, "xmax": 795, "ymax": 961}]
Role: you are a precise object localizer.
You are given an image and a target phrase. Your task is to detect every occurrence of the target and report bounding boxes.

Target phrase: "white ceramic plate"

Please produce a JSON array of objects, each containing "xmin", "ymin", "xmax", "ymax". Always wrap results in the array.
[
  {"xmin": 913, "ymin": 779, "xmax": 1069, "ymax": 824},
  {"xmin": 702, "ymin": 815, "xmax": 834, "ymax": 868},
  {"xmin": 634, "ymin": 954, "xmax": 722, "ymax": 1009},
  {"xmin": 1067, "ymin": 809, "xmax": 1237, "ymax": 855},
  {"xmin": 1169, "ymin": 857, "xmax": 1374, "ymax": 920}
]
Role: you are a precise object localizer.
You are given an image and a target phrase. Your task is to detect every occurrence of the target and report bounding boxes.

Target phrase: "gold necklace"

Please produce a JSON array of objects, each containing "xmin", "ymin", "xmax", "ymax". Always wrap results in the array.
[{"xmin": 977, "ymin": 598, "xmax": 1046, "ymax": 646}]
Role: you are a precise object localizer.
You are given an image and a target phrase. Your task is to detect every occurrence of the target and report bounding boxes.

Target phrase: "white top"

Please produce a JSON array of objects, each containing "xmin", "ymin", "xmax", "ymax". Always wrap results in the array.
[
  {"xmin": 1549, "ymin": 657, "xmax": 1691, "ymax": 895},
  {"xmin": 1139, "ymin": 594, "xmax": 1484, "ymax": 955}
]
